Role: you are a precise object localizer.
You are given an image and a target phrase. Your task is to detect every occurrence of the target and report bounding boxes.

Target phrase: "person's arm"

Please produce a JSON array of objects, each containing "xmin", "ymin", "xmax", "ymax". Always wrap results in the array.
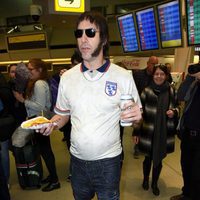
[
  {"xmin": 166, "ymin": 87, "xmax": 180, "ymax": 118},
  {"xmin": 38, "ymin": 114, "xmax": 69, "ymax": 136},
  {"xmin": 13, "ymin": 80, "xmax": 49, "ymax": 111},
  {"xmin": 132, "ymin": 116, "xmax": 143, "ymax": 144},
  {"xmin": 120, "ymin": 71, "xmax": 142, "ymax": 125},
  {"xmin": 132, "ymin": 135, "xmax": 140, "ymax": 144},
  {"xmin": 24, "ymin": 80, "xmax": 49, "ymax": 111},
  {"xmin": 177, "ymin": 75, "xmax": 195, "ymax": 101}
]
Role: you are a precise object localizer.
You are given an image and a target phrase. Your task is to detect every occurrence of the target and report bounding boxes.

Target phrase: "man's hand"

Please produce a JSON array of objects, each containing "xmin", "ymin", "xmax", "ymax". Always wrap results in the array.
[
  {"xmin": 166, "ymin": 109, "xmax": 175, "ymax": 118},
  {"xmin": 13, "ymin": 91, "xmax": 25, "ymax": 103},
  {"xmin": 37, "ymin": 122, "xmax": 56, "ymax": 136},
  {"xmin": 120, "ymin": 101, "xmax": 142, "ymax": 125},
  {"xmin": 59, "ymin": 69, "xmax": 67, "ymax": 77},
  {"xmin": 37, "ymin": 114, "xmax": 69, "ymax": 136},
  {"xmin": 133, "ymin": 136, "xmax": 139, "ymax": 144}
]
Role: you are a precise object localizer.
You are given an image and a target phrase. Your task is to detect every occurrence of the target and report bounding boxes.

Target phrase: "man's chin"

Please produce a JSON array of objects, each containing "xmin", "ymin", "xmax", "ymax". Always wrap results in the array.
[{"xmin": 81, "ymin": 54, "xmax": 91, "ymax": 61}]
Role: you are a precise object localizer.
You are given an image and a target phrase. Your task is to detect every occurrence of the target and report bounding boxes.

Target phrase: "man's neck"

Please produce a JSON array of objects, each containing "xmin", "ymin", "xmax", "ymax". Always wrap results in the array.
[{"xmin": 84, "ymin": 57, "xmax": 105, "ymax": 71}]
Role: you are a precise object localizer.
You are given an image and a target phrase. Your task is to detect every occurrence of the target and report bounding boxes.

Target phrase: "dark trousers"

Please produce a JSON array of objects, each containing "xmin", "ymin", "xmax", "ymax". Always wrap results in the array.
[
  {"xmin": 71, "ymin": 154, "xmax": 121, "ymax": 200},
  {"xmin": 0, "ymin": 153, "xmax": 10, "ymax": 200},
  {"xmin": 35, "ymin": 134, "xmax": 59, "ymax": 183},
  {"xmin": 181, "ymin": 131, "xmax": 200, "ymax": 200},
  {"xmin": 143, "ymin": 156, "xmax": 162, "ymax": 186}
]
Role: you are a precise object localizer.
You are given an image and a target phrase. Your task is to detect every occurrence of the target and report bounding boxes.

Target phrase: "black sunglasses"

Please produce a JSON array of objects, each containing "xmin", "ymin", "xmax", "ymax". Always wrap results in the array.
[{"xmin": 74, "ymin": 28, "xmax": 99, "ymax": 38}]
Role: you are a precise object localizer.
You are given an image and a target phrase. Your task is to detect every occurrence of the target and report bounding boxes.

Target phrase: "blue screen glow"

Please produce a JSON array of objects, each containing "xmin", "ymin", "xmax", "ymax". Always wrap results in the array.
[
  {"xmin": 136, "ymin": 7, "xmax": 159, "ymax": 51},
  {"xmin": 157, "ymin": 0, "xmax": 182, "ymax": 48},
  {"xmin": 117, "ymin": 13, "xmax": 139, "ymax": 52}
]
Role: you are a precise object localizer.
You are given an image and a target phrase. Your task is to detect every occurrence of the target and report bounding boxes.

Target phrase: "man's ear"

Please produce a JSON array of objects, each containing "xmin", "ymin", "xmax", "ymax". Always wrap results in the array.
[{"xmin": 102, "ymin": 39, "xmax": 107, "ymax": 46}]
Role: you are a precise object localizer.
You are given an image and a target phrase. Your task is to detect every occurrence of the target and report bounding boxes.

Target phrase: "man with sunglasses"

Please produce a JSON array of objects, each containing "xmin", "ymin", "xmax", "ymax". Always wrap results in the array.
[{"xmin": 39, "ymin": 11, "xmax": 142, "ymax": 200}]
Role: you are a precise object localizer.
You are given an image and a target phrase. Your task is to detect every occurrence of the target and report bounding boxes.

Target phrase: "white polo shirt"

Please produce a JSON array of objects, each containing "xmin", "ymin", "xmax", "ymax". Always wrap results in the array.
[{"xmin": 55, "ymin": 60, "xmax": 141, "ymax": 160}]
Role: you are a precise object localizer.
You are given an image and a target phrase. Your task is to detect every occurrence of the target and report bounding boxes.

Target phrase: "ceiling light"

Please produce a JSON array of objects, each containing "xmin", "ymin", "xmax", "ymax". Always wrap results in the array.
[
  {"xmin": 7, "ymin": 26, "xmax": 19, "ymax": 34},
  {"xmin": 34, "ymin": 25, "xmax": 42, "ymax": 30}
]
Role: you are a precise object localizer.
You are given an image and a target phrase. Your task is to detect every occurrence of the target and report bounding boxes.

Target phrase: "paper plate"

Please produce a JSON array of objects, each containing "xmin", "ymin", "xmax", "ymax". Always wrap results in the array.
[{"xmin": 21, "ymin": 116, "xmax": 51, "ymax": 130}]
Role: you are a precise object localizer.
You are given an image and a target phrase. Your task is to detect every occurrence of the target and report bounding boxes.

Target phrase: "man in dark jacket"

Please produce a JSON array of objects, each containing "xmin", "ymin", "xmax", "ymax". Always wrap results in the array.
[
  {"xmin": 0, "ymin": 72, "xmax": 15, "ymax": 200},
  {"xmin": 133, "ymin": 56, "xmax": 159, "ymax": 95},
  {"xmin": 170, "ymin": 63, "xmax": 200, "ymax": 200}
]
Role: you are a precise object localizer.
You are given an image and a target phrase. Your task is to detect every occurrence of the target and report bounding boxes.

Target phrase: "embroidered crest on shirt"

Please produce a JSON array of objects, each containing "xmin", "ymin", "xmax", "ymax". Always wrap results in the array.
[{"xmin": 105, "ymin": 81, "xmax": 117, "ymax": 96}]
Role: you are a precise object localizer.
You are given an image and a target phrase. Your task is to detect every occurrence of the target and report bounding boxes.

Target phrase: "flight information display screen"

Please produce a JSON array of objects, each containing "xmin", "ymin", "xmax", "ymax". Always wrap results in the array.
[
  {"xmin": 186, "ymin": 0, "xmax": 200, "ymax": 46},
  {"xmin": 117, "ymin": 13, "xmax": 139, "ymax": 53},
  {"xmin": 157, "ymin": 0, "xmax": 182, "ymax": 48},
  {"xmin": 135, "ymin": 7, "xmax": 159, "ymax": 51}
]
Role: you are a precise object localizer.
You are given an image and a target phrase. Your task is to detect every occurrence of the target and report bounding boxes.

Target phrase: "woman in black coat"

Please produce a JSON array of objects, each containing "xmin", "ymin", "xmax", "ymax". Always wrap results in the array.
[{"xmin": 135, "ymin": 64, "xmax": 179, "ymax": 196}]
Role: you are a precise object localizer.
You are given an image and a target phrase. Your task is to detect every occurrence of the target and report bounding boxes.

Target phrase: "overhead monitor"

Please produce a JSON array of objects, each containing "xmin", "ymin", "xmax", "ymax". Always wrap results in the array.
[
  {"xmin": 117, "ymin": 13, "xmax": 139, "ymax": 53},
  {"xmin": 135, "ymin": 7, "xmax": 159, "ymax": 51},
  {"xmin": 157, "ymin": 0, "xmax": 182, "ymax": 48},
  {"xmin": 185, "ymin": 0, "xmax": 200, "ymax": 46}
]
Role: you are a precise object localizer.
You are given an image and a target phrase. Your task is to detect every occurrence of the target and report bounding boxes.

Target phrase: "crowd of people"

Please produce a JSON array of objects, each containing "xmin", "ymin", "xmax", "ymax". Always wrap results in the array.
[{"xmin": 0, "ymin": 10, "xmax": 200, "ymax": 200}]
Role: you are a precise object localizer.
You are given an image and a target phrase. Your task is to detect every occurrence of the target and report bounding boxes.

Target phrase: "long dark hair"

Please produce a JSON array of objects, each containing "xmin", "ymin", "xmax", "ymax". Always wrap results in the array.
[
  {"xmin": 76, "ymin": 11, "xmax": 109, "ymax": 58},
  {"xmin": 26, "ymin": 58, "xmax": 48, "ymax": 98}
]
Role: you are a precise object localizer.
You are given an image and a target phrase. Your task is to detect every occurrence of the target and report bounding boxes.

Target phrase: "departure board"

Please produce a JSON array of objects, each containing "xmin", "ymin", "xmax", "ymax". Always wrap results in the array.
[
  {"xmin": 6, "ymin": 33, "xmax": 47, "ymax": 51},
  {"xmin": 186, "ymin": 0, "xmax": 200, "ymax": 46},
  {"xmin": 157, "ymin": 0, "xmax": 182, "ymax": 48},
  {"xmin": 135, "ymin": 7, "xmax": 159, "ymax": 51},
  {"xmin": 117, "ymin": 13, "xmax": 139, "ymax": 53}
]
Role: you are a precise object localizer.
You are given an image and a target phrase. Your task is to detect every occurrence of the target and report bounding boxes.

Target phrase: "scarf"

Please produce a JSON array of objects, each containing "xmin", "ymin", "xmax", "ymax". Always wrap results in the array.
[{"xmin": 150, "ymin": 81, "xmax": 170, "ymax": 167}]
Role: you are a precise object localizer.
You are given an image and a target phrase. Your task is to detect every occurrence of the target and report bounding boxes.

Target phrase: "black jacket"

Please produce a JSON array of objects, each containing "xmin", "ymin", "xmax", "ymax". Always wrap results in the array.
[
  {"xmin": 177, "ymin": 75, "xmax": 198, "ymax": 137},
  {"xmin": 0, "ymin": 73, "xmax": 16, "ymax": 141}
]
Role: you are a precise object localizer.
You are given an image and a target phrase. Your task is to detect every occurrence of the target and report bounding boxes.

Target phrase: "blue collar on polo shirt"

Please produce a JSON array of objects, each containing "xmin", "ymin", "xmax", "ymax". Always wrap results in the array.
[{"xmin": 81, "ymin": 59, "xmax": 110, "ymax": 73}]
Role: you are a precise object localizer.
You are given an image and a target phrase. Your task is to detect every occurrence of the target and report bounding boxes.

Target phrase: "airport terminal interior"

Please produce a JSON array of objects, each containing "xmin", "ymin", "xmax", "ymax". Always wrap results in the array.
[
  {"xmin": 1, "ymin": 0, "xmax": 200, "ymax": 199},
  {"xmin": 8, "ymin": 127, "xmax": 183, "ymax": 200}
]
